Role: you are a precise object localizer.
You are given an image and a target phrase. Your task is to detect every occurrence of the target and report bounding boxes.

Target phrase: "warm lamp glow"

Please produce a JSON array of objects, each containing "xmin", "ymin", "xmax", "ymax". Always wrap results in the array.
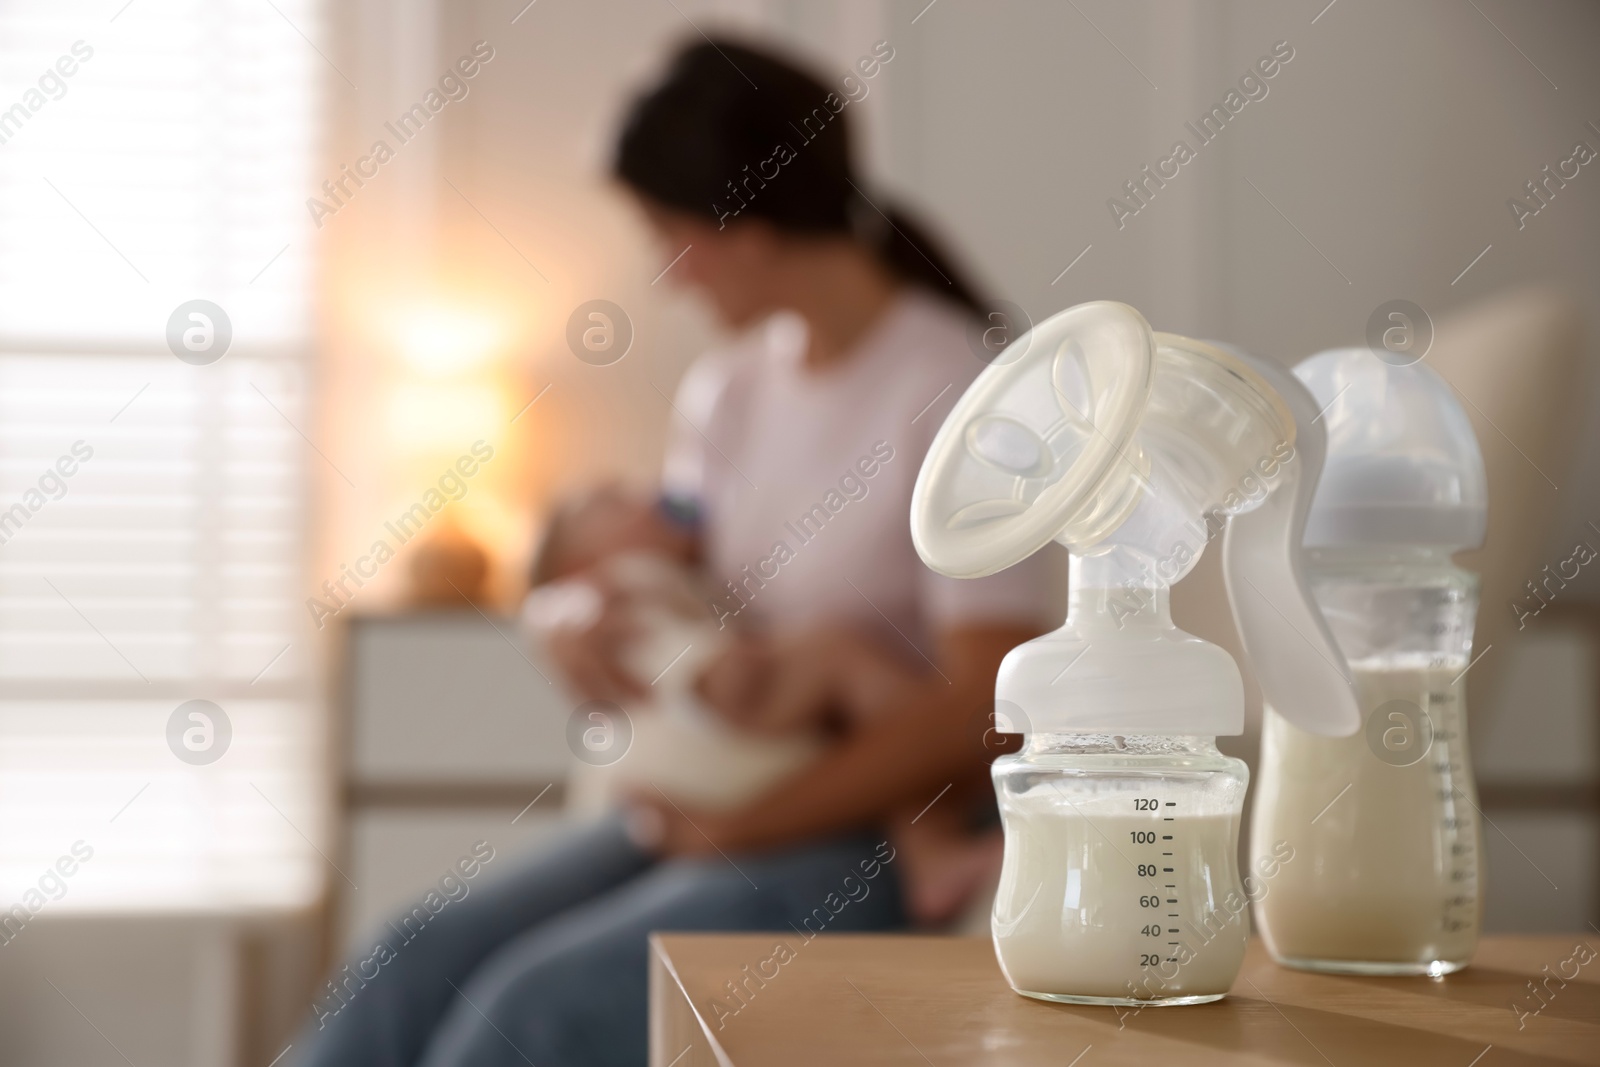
[
  {"xmin": 393, "ymin": 303, "xmax": 508, "ymax": 377},
  {"xmin": 386, "ymin": 382, "xmax": 507, "ymax": 453}
]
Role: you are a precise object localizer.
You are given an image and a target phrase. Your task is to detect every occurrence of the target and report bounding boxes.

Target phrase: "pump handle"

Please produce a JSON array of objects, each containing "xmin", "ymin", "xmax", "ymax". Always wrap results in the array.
[{"xmin": 1219, "ymin": 350, "xmax": 1361, "ymax": 739}]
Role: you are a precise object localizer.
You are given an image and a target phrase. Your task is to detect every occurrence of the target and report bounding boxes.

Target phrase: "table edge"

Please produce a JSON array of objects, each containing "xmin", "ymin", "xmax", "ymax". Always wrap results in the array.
[{"xmin": 650, "ymin": 932, "xmax": 738, "ymax": 1067}]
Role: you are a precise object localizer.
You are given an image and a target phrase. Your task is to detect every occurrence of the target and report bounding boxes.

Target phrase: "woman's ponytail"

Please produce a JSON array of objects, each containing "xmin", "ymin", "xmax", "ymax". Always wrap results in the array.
[{"xmin": 854, "ymin": 197, "xmax": 986, "ymax": 319}]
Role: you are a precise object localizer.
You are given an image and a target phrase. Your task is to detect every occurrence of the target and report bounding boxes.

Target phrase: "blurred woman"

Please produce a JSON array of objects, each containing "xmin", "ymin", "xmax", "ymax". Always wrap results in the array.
[{"xmin": 295, "ymin": 37, "xmax": 1055, "ymax": 1067}]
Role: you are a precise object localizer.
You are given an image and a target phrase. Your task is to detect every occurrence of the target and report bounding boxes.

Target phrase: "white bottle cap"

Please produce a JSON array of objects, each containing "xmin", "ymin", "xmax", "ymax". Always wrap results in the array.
[{"xmin": 1295, "ymin": 349, "xmax": 1488, "ymax": 549}]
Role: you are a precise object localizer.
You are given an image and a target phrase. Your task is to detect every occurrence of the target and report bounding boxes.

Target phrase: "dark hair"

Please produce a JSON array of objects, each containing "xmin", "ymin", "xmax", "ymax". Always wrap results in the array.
[{"xmin": 613, "ymin": 38, "xmax": 985, "ymax": 316}]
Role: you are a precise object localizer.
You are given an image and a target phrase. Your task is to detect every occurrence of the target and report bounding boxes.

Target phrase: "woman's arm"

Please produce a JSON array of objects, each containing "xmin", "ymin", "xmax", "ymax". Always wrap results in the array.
[
  {"xmin": 637, "ymin": 622, "xmax": 1035, "ymax": 855},
  {"xmin": 692, "ymin": 624, "xmax": 916, "ymax": 738}
]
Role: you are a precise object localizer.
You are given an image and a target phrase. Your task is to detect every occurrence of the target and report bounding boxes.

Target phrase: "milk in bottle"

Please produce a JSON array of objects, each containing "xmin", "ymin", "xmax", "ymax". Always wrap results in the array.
[{"xmin": 1250, "ymin": 350, "xmax": 1487, "ymax": 975}]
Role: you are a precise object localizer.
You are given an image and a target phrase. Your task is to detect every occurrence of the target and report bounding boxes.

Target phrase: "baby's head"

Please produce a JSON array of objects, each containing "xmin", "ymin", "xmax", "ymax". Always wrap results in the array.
[{"xmin": 531, "ymin": 484, "xmax": 697, "ymax": 585}]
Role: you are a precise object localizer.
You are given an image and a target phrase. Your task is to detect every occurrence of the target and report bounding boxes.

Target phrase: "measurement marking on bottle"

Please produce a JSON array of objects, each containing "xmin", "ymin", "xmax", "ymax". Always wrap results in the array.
[
  {"xmin": 1163, "ymin": 817, "xmax": 1174, "ymax": 821},
  {"xmin": 1163, "ymin": 868, "xmax": 1173, "ymax": 872},
  {"xmin": 1164, "ymin": 802, "xmax": 1176, "ymax": 806},
  {"xmin": 1167, "ymin": 928, "xmax": 1178, "ymax": 933},
  {"xmin": 1162, "ymin": 852, "xmax": 1172, "ymax": 856},
  {"xmin": 1162, "ymin": 835, "xmax": 1173, "ymax": 840}
]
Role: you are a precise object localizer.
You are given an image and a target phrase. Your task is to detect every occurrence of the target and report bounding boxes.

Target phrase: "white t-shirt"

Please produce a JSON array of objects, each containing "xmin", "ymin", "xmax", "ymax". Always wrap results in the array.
[{"xmin": 663, "ymin": 290, "xmax": 1061, "ymax": 658}]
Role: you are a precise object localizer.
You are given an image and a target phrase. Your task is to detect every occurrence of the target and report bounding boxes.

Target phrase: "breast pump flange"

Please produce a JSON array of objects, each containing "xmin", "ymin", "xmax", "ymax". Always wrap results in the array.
[{"xmin": 910, "ymin": 300, "xmax": 1360, "ymax": 1006}]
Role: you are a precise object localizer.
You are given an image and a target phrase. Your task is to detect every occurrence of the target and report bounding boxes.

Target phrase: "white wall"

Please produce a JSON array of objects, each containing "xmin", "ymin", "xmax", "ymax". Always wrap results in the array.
[{"xmin": 365, "ymin": 0, "xmax": 1599, "ymax": 567}]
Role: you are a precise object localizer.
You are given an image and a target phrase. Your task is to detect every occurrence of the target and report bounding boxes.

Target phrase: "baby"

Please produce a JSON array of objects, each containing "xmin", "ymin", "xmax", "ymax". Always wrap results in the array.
[
  {"xmin": 522, "ymin": 485, "xmax": 818, "ymax": 815},
  {"xmin": 523, "ymin": 485, "xmax": 1001, "ymax": 926}
]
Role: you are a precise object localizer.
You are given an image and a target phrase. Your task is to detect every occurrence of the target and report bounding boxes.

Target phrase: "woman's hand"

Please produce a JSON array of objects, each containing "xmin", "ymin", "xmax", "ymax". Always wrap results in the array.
[
  {"xmin": 538, "ymin": 575, "xmax": 647, "ymax": 703},
  {"xmin": 693, "ymin": 634, "xmax": 777, "ymax": 729},
  {"xmin": 695, "ymin": 628, "xmax": 859, "ymax": 737}
]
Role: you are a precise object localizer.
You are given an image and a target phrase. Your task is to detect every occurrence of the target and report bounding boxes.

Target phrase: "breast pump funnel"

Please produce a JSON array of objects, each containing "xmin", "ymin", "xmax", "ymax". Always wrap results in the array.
[
  {"xmin": 910, "ymin": 300, "xmax": 1359, "ymax": 739},
  {"xmin": 912, "ymin": 300, "xmax": 1358, "ymax": 1007}
]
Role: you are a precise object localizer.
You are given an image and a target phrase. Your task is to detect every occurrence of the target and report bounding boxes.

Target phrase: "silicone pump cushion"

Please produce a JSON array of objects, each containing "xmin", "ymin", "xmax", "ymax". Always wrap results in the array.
[{"xmin": 910, "ymin": 301, "xmax": 1157, "ymax": 579}]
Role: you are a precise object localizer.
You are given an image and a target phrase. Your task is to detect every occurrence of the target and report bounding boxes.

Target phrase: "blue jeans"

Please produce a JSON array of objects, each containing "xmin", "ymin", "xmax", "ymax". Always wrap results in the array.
[{"xmin": 292, "ymin": 817, "xmax": 906, "ymax": 1067}]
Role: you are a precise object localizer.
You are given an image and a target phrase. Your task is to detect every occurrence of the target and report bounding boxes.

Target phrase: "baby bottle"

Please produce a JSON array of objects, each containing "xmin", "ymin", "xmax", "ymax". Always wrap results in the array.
[
  {"xmin": 1249, "ymin": 348, "xmax": 1486, "ymax": 976},
  {"xmin": 911, "ymin": 302, "xmax": 1359, "ymax": 1005},
  {"xmin": 986, "ymin": 563, "xmax": 1253, "ymax": 1005}
]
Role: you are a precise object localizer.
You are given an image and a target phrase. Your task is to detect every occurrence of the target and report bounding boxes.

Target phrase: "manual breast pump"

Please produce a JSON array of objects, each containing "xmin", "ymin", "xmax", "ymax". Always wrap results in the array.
[{"xmin": 910, "ymin": 300, "xmax": 1359, "ymax": 1005}]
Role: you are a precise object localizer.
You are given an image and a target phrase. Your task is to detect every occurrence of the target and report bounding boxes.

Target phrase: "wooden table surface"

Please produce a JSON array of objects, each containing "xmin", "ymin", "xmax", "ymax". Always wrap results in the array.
[{"xmin": 649, "ymin": 934, "xmax": 1599, "ymax": 1066}]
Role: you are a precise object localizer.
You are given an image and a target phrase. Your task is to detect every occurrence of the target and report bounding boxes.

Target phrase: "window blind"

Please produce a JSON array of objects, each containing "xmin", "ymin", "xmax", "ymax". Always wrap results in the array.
[{"xmin": 0, "ymin": 0, "xmax": 322, "ymax": 911}]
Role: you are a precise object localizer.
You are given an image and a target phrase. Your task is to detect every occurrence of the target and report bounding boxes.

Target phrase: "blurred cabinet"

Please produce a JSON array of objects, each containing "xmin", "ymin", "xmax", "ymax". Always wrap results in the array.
[
  {"xmin": 1474, "ymin": 606, "xmax": 1600, "ymax": 932},
  {"xmin": 336, "ymin": 613, "xmax": 576, "ymax": 952}
]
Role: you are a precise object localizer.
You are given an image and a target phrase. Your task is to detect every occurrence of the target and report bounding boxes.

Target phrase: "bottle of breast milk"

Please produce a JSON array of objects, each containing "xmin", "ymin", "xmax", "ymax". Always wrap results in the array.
[
  {"xmin": 987, "ymin": 575, "xmax": 1253, "ymax": 1006},
  {"xmin": 1251, "ymin": 348, "xmax": 1487, "ymax": 976}
]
